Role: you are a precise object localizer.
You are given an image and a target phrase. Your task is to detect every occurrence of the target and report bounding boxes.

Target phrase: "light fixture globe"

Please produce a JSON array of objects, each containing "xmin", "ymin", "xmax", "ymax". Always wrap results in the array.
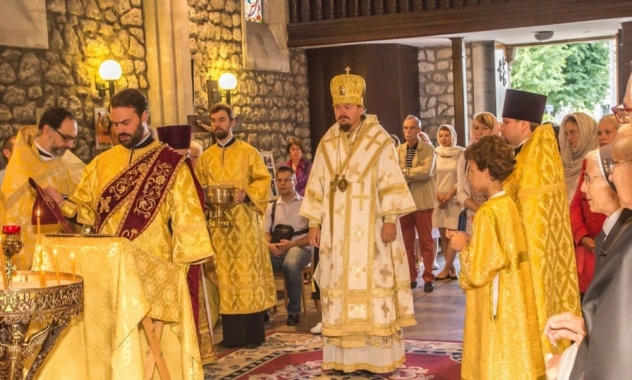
[
  {"xmin": 534, "ymin": 31, "xmax": 554, "ymax": 42},
  {"xmin": 218, "ymin": 72, "xmax": 238, "ymax": 91},
  {"xmin": 99, "ymin": 59, "xmax": 122, "ymax": 81}
]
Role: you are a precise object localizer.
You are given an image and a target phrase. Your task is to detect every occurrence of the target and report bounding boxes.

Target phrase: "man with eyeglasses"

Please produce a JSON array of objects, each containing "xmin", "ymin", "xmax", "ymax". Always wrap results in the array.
[
  {"xmin": 1, "ymin": 106, "xmax": 85, "ymax": 269},
  {"xmin": 500, "ymin": 89, "xmax": 581, "ymax": 360},
  {"xmin": 263, "ymin": 165, "xmax": 312, "ymax": 326}
]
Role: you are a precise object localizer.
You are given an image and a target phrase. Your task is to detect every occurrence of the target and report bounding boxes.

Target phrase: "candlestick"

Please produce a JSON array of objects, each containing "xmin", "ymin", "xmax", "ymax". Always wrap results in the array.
[
  {"xmin": 53, "ymin": 249, "xmax": 60, "ymax": 285},
  {"xmin": 0, "ymin": 244, "xmax": 6, "ymax": 290},
  {"xmin": 37, "ymin": 245, "xmax": 46, "ymax": 287},
  {"xmin": 70, "ymin": 252, "xmax": 76, "ymax": 281},
  {"xmin": 2, "ymin": 225, "xmax": 23, "ymax": 289}
]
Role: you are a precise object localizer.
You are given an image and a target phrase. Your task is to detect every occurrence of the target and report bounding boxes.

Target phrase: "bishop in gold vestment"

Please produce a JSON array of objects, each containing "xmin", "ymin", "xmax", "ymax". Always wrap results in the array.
[
  {"xmin": 504, "ymin": 124, "xmax": 581, "ymax": 355},
  {"xmin": 460, "ymin": 193, "xmax": 545, "ymax": 380},
  {"xmin": 300, "ymin": 113, "xmax": 417, "ymax": 373},
  {"xmin": 2, "ymin": 125, "xmax": 84, "ymax": 269}
]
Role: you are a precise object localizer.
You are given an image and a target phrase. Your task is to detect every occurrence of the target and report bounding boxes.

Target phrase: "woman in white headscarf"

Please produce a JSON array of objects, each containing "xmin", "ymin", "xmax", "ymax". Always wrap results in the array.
[
  {"xmin": 433, "ymin": 124, "xmax": 464, "ymax": 281},
  {"xmin": 559, "ymin": 112, "xmax": 598, "ymax": 204},
  {"xmin": 456, "ymin": 112, "xmax": 501, "ymax": 235}
]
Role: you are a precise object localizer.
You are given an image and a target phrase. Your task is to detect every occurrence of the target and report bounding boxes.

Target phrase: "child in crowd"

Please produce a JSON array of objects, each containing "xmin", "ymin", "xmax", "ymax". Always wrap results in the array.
[{"xmin": 448, "ymin": 135, "xmax": 544, "ymax": 379}]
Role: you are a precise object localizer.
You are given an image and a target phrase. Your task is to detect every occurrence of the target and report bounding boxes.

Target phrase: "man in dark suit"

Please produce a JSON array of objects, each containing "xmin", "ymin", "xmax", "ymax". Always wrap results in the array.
[{"xmin": 545, "ymin": 134, "xmax": 632, "ymax": 379}]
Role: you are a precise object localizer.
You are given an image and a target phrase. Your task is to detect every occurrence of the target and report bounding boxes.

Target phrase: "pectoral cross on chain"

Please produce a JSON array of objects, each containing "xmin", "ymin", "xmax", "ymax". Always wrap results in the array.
[{"xmin": 351, "ymin": 184, "xmax": 371, "ymax": 211}]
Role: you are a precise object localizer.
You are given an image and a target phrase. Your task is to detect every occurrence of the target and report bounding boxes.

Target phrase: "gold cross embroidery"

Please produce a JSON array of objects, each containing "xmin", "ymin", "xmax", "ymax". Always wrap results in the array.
[
  {"xmin": 363, "ymin": 131, "xmax": 383, "ymax": 151},
  {"xmin": 379, "ymin": 264, "xmax": 393, "ymax": 282},
  {"xmin": 381, "ymin": 302, "xmax": 391, "ymax": 318},
  {"xmin": 351, "ymin": 184, "xmax": 371, "ymax": 211}
]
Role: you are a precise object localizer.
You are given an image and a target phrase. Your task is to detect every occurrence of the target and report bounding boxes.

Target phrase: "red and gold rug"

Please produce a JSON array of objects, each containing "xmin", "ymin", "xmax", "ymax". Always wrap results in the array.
[{"xmin": 204, "ymin": 332, "xmax": 461, "ymax": 379}]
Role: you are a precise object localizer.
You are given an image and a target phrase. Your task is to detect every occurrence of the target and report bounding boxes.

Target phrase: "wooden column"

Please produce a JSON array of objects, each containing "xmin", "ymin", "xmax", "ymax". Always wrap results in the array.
[
  {"xmin": 618, "ymin": 22, "xmax": 632, "ymax": 103},
  {"xmin": 451, "ymin": 37, "xmax": 468, "ymax": 147}
]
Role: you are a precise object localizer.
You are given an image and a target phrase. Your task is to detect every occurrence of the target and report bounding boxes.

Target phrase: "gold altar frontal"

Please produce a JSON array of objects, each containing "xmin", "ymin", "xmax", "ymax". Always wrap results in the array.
[{"xmin": 36, "ymin": 235, "xmax": 204, "ymax": 380}]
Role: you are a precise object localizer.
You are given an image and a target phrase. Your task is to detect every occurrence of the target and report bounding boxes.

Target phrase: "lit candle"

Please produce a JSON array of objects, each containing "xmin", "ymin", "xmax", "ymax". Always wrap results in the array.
[
  {"xmin": 53, "ymin": 249, "xmax": 60, "ymax": 285},
  {"xmin": 36, "ymin": 207, "xmax": 41, "ymax": 240},
  {"xmin": 70, "ymin": 252, "xmax": 76, "ymax": 281}
]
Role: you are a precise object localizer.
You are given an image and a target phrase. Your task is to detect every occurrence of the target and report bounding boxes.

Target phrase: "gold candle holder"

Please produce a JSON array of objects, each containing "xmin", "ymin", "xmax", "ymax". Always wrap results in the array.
[{"xmin": 2, "ymin": 225, "xmax": 23, "ymax": 289}]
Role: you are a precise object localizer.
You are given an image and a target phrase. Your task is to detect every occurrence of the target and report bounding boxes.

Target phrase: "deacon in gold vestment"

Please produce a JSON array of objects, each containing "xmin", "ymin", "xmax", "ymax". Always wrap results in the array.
[
  {"xmin": 49, "ymin": 89, "xmax": 214, "ymax": 378},
  {"xmin": 2, "ymin": 107, "xmax": 84, "ymax": 269},
  {"xmin": 301, "ymin": 70, "xmax": 417, "ymax": 373},
  {"xmin": 500, "ymin": 89, "xmax": 581, "ymax": 358},
  {"xmin": 449, "ymin": 136, "xmax": 544, "ymax": 380},
  {"xmin": 194, "ymin": 103, "xmax": 276, "ymax": 348}
]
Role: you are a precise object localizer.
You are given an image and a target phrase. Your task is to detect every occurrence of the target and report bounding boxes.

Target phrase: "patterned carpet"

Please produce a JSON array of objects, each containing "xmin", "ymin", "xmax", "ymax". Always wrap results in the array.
[{"xmin": 204, "ymin": 332, "xmax": 462, "ymax": 379}]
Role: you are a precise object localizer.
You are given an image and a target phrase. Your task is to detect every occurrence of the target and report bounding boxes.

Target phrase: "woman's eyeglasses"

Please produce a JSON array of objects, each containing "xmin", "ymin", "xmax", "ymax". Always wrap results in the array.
[
  {"xmin": 611, "ymin": 104, "xmax": 632, "ymax": 124},
  {"xmin": 603, "ymin": 158, "xmax": 632, "ymax": 174},
  {"xmin": 583, "ymin": 173, "xmax": 603, "ymax": 185}
]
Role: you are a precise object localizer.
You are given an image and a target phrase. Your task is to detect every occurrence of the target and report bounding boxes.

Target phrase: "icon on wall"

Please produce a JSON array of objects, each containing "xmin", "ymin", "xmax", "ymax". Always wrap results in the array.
[{"xmin": 94, "ymin": 107, "xmax": 113, "ymax": 150}]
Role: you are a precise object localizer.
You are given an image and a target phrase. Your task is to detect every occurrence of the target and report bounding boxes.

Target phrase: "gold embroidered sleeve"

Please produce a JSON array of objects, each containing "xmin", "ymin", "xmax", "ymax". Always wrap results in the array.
[
  {"xmin": 246, "ymin": 149, "xmax": 272, "ymax": 215},
  {"xmin": 459, "ymin": 203, "xmax": 507, "ymax": 290},
  {"xmin": 168, "ymin": 165, "xmax": 214, "ymax": 263},
  {"xmin": 377, "ymin": 144, "xmax": 416, "ymax": 217},
  {"xmin": 70, "ymin": 158, "xmax": 99, "ymax": 225}
]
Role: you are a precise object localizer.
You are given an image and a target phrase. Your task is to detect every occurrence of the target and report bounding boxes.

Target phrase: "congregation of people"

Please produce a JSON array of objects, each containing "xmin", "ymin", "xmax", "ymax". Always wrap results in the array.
[{"xmin": 0, "ymin": 65, "xmax": 631, "ymax": 379}]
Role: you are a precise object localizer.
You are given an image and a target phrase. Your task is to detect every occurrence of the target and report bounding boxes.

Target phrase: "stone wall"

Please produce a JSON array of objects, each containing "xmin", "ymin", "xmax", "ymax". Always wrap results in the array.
[
  {"xmin": 188, "ymin": 0, "xmax": 311, "ymax": 165},
  {"xmin": 0, "ymin": 0, "xmax": 148, "ymax": 166},
  {"xmin": 0, "ymin": 0, "xmax": 311, "ymax": 170},
  {"xmin": 418, "ymin": 44, "xmax": 473, "ymax": 141}
]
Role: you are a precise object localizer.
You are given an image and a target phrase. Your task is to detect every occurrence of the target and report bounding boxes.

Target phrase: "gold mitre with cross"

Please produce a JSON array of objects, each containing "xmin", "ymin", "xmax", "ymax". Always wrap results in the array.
[{"xmin": 330, "ymin": 67, "xmax": 366, "ymax": 107}]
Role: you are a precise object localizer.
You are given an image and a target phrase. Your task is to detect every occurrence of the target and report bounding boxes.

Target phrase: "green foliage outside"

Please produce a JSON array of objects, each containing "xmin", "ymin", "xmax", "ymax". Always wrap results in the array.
[{"xmin": 510, "ymin": 42, "xmax": 610, "ymax": 118}]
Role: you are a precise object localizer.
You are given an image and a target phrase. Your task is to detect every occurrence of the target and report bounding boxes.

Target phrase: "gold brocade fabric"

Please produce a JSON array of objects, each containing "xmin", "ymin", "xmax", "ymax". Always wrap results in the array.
[
  {"xmin": 37, "ymin": 236, "xmax": 204, "ymax": 379},
  {"xmin": 1, "ymin": 126, "xmax": 85, "ymax": 269},
  {"xmin": 459, "ymin": 194, "xmax": 545, "ymax": 380},
  {"xmin": 197, "ymin": 271, "xmax": 216, "ymax": 365},
  {"xmin": 67, "ymin": 140, "xmax": 213, "ymax": 264},
  {"xmin": 195, "ymin": 140, "xmax": 276, "ymax": 314},
  {"xmin": 504, "ymin": 125, "xmax": 581, "ymax": 356},
  {"xmin": 300, "ymin": 116, "xmax": 417, "ymax": 372}
]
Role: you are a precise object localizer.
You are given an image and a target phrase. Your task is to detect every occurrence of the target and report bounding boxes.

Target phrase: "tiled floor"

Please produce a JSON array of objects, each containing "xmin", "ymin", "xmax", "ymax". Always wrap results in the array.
[{"xmin": 210, "ymin": 251, "xmax": 465, "ymax": 359}]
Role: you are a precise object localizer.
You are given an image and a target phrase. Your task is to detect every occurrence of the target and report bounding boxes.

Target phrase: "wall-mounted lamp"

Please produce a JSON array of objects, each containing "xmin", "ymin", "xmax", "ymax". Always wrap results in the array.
[
  {"xmin": 207, "ymin": 72, "xmax": 238, "ymax": 105},
  {"xmin": 97, "ymin": 59, "xmax": 123, "ymax": 97}
]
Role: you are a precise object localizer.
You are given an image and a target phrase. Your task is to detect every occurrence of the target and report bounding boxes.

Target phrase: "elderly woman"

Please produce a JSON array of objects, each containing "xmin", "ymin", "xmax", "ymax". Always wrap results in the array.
[
  {"xmin": 569, "ymin": 114, "xmax": 619, "ymax": 294},
  {"xmin": 285, "ymin": 137, "xmax": 312, "ymax": 196},
  {"xmin": 544, "ymin": 144, "xmax": 626, "ymax": 380},
  {"xmin": 559, "ymin": 112, "xmax": 598, "ymax": 203},
  {"xmin": 456, "ymin": 112, "xmax": 501, "ymax": 235},
  {"xmin": 433, "ymin": 124, "xmax": 464, "ymax": 280}
]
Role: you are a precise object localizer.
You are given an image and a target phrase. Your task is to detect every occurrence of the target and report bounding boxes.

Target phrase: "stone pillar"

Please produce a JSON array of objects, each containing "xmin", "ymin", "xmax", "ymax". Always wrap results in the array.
[
  {"xmin": 451, "ymin": 37, "xmax": 468, "ymax": 147},
  {"xmin": 143, "ymin": 0, "xmax": 193, "ymax": 126},
  {"xmin": 471, "ymin": 42, "xmax": 501, "ymax": 120}
]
